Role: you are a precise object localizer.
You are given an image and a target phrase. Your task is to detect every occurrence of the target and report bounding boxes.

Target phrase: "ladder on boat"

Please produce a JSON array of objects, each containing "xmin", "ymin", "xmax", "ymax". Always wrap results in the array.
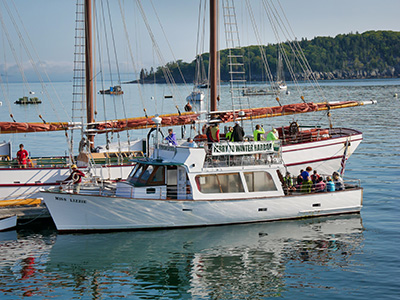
[
  {"xmin": 72, "ymin": 0, "xmax": 86, "ymax": 126},
  {"xmin": 221, "ymin": 0, "xmax": 249, "ymax": 111}
]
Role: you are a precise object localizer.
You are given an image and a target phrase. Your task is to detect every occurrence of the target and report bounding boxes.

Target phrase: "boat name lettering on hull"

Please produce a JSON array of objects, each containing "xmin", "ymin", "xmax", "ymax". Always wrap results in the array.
[
  {"xmin": 70, "ymin": 198, "xmax": 86, "ymax": 204},
  {"xmin": 55, "ymin": 196, "xmax": 67, "ymax": 201}
]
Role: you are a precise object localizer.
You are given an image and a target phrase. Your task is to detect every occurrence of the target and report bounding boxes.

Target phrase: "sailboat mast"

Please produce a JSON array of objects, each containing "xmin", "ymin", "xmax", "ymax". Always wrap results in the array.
[
  {"xmin": 210, "ymin": 0, "xmax": 218, "ymax": 112},
  {"xmin": 85, "ymin": 0, "xmax": 94, "ymax": 145}
]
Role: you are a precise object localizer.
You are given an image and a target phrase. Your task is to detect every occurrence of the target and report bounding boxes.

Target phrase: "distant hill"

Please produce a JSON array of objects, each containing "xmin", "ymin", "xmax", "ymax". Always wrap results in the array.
[{"xmin": 130, "ymin": 30, "xmax": 400, "ymax": 83}]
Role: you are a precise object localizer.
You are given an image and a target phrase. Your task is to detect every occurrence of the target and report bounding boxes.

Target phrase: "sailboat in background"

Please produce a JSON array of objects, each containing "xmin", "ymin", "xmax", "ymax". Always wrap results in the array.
[
  {"xmin": 243, "ymin": 49, "xmax": 286, "ymax": 96},
  {"xmin": 0, "ymin": 0, "xmax": 147, "ymax": 206},
  {"xmin": 193, "ymin": 0, "xmax": 376, "ymax": 175}
]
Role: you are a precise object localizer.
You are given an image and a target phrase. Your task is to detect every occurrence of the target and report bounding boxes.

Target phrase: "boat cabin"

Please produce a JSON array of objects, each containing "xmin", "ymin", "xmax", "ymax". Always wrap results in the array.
[{"xmin": 115, "ymin": 141, "xmax": 285, "ymax": 200}]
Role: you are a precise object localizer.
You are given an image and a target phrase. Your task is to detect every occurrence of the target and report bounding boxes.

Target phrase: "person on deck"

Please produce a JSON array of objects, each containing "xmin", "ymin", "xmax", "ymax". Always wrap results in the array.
[
  {"xmin": 311, "ymin": 170, "xmax": 321, "ymax": 184},
  {"xmin": 183, "ymin": 138, "xmax": 198, "ymax": 148},
  {"xmin": 314, "ymin": 176, "xmax": 326, "ymax": 192},
  {"xmin": 283, "ymin": 172, "xmax": 296, "ymax": 194},
  {"xmin": 266, "ymin": 128, "xmax": 279, "ymax": 141},
  {"xmin": 326, "ymin": 176, "xmax": 335, "ymax": 192},
  {"xmin": 225, "ymin": 126, "xmax": 233, "ymax": 141},
  {"xmin": 232, "ymin": 121, "xmax": 244, "ymax": 142},
  {"xmin": 63, "ymin": 164, "xmax": 85, "ymax": 194},
  {"xmin": 332, "ymin": 172, "xmax": 345, "ymax": 191},
  {"xmin": 210, "ymin": 123, "xmax": 220, "ymax": 143},
  {"xmin": 253, "ymin": 124, "xmax": 265, "ymax": 141},
  {"xmin": 301, "ymin": 176, "xmax": 313, "ymax": 193},
  {"xmin": 16, "ymin": 144, "xmax": 29, "ymax": 168},
  {"xmin": 165, "ymin": 128, "xmax": 177, "ymax": 146},
  {"xmin": 295, "ymin": 175, "xmax": 303, "ymax": 191},
  {"xmin": 301, "ymin": 166, "xmax": 313, "ymax": 181}
]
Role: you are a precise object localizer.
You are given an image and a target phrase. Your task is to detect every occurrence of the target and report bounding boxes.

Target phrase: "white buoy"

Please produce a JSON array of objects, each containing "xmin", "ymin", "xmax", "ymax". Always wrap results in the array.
[{"xmin": 394, "ymin": 93, "xmax": 398, "ymax": 98}]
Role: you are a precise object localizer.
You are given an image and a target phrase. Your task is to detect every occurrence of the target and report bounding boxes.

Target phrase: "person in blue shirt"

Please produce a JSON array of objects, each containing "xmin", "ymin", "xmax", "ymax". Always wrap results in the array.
[
  {"xmin": 301, "ymin": 166, "xmax": 313, "ymax": 181},
  {"xmin": 165, "ymin": 128, "xmax": 177, "ymax": 146},
  {"xmin": 183, "ymin": 138, "xmax": 198, "ymax": 147},
  {"xmin": 326, "ymin": 176, "xmax": 335, "ymax": 192}
]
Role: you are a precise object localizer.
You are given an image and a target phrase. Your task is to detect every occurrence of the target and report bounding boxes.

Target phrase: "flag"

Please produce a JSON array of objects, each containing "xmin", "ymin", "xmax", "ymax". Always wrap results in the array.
[{"xmin": 340, "ymin": 140, "xmax": 350, "ymax": 176}]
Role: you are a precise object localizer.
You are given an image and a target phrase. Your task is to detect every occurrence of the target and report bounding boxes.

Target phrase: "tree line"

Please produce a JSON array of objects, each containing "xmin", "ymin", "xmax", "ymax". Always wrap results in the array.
[{"xmin": 134, "ymin": 30, "xmax": 400, "ymax": 83}]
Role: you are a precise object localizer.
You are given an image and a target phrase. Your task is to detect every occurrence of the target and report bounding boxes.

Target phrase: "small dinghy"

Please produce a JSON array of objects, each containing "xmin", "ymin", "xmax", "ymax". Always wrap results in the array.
[{"xmin": 0, "ymin": 215, "xmax": 17, "ymax": 231}]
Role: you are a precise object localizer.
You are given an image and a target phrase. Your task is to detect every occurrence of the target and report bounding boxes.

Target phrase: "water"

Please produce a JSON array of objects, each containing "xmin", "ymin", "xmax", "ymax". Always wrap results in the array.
[{"xmin": 0, "ymin": 78, "xmax": 400, "ymax": 299}]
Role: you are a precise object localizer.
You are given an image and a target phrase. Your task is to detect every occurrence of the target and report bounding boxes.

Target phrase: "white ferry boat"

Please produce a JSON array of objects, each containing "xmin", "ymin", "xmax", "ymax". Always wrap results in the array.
[{"xmin": 42, "ymin": 136, "xmax": 362, "ymax": 232}]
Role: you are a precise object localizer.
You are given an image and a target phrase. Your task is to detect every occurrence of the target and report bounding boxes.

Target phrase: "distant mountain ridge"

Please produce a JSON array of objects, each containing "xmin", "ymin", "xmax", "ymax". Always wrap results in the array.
[{"xmin": 131, "ymin": 30, "xmax": 400, "ymax": 83}]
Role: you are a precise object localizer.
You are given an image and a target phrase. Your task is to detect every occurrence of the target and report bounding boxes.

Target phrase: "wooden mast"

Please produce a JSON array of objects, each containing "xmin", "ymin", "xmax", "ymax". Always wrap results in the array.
[
  {"xmin": 85, "ymin": 0, "xmax": 94, "ymax": 147},
  {"xmin": 210, "ymin": 0, "xmax": 218, "ymax": 113}
]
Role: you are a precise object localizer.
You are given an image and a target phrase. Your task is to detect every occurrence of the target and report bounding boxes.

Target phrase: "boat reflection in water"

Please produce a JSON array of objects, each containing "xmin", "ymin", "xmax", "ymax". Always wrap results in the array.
[{"xmin": 44, "ymin": 215, "xmax": 364, "ymax": 298}]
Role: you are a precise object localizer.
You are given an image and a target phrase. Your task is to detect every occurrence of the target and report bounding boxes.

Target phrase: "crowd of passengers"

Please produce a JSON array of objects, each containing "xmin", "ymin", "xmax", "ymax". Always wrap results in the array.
[{"xmin": 283, "ymin": 166, "xmax": 345, "ymax": 194}]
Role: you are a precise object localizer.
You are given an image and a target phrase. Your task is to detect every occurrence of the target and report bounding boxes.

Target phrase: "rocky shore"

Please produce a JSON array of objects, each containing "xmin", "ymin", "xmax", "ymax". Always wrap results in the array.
[{"xmin": 294, "ymin": 67, "xmax": 399, "ymax": 80}]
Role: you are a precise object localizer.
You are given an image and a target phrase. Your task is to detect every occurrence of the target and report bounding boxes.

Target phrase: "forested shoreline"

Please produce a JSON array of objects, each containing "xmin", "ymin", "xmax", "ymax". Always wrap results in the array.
[{"xmin": 131, "ymin": 30, "xmax": 400, "ymax": 83}]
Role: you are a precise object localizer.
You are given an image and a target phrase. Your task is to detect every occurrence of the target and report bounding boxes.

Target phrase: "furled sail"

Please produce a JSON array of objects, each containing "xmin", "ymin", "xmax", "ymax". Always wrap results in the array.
[
  {"xmin": 210, "ymin": 100, "xmax": 376, "ymax": 122},
  {"xmin": 0, "ymin": 100, "xmax": 375, "ymax": 134},
  {"xmin": 0, "ymin": 112, "xmax": 200, "ymax": 134}
]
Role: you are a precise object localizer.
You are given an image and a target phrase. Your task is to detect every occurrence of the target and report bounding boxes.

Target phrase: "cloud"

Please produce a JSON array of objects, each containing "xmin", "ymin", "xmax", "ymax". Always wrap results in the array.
[{"xmin": 0, "ymin": 60, "xmax": 73, "ymax": 82}]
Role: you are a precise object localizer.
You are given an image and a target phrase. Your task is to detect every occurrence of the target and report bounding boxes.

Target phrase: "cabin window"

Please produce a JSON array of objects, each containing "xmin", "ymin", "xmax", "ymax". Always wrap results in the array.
[
  {"xmin": 149, "ymin": 166, "xmax": 165, "ymax": 185},
  {"xmin": 140, "ymin": 165, "xmax": 154, "ymax": 182},
  {"xmin": 244, "ymin": 171, "xmax": 277, "ymax": 192},
  {"xmin": 127, "ymin": 164, "xmax": 165, "ymax": 186},
  {"xmin": 195, "ymin": 173, "xmax": 244, "ymax": 193}
]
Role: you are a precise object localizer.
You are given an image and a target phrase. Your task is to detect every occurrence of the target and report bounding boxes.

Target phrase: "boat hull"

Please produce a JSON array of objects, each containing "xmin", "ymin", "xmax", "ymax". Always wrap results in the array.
[
  {"xmin": 42, "ymin": 188, "xmax": 362, "ymax": 232},
  {"xmin": 282, "ymin": 130, "xmax": 362, "ymax": 174},
  {"xmin": 0, "ymin": 165, "xmax": 133, "ymax": 202}
]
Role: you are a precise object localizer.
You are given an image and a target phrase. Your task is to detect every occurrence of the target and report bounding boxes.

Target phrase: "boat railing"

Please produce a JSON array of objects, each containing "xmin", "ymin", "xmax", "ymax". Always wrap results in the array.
[
  {"xmin": 280, "ymin": 127, "xmax": 331, "ymax": 145},
  {"xmin": 283, "ymin": 176, "xmax": 361, "ymax": 195},
  {"xmin": 204, "ymin": 140, "xmax": 282, "ymax": 168},
  {"xmin": 50, "ymin": 177, "xmax": 116, "ymax": 196},
  {"xmin": 0, "ymin": 157, "xmax": 69, "ymax": 169}
]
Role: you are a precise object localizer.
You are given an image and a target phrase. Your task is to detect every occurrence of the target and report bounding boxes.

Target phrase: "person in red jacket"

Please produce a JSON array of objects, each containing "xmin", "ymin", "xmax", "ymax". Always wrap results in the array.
[
  {"xmin": 16, "ymin": 144, "xmax": 29, "ymax": 168},
  {"xmin": 63, "ymin": 164, "xmax": 85, "ymax": 193}
]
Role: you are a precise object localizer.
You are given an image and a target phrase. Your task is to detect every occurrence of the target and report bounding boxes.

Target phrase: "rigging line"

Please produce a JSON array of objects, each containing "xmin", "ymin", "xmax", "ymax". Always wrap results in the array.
[
  {"xmin": 135, "ymin": 0, "xmax": 181, "ymax": 111},
  {"xmin": 105, "ymin": 0, "xmax": 130, "ymax": 148},
  {"xmin": 261, "ymin": 0, "xmax": 302, "ymax": 97},
  {"xmin": 244, "ymin": 0, "xmax": 275, "ymax": 90},
  {"xmin": 2, "ymin": 0, "xmax": 64, "ymax": 122},
  {"xmin": 95, "ymin": 1, "xmax": 116, "ymax": 148},
  {"xmin": 264, "ymin": 0, "xmax": 318, "ymax": 102},
  {"xmin": 0, "ymin": 28, "xmax": 12, "ymax": 115},
  {"xmin": 149, "ymin": 0, "xmax": 190, "ymax": 99},
  {"xmin": 106, "ymin": 0, "xmax": 128, "ymax": 120},
  {"xmin": 0, "ymin": 75, "xmax": 12, "ymax": 115},
  {"xmin": 0, "ymin": 2, "xmax": 38, "ymax": 119},
  {"xmin": 272, "ymin": 0, "xmax": 326, "ymax": 101},
  {"xmin": 99, "ymin": 0, "xmax": 114, "ymax": 87},
  {"xmin": 245, "ymin": 0, "xmax": 275, "ymax": 88},
  {"xmin": 9, "ymin": 0, "xmax": 70, "ymax": 122},
  {"xmin": 117, "ymin": 0, "xmax": 146, "ymax": 114},
  {"xmin": 194, "ymin": 0, "xmax": 206, "ymax": 88},
  {"xmin": 264, "ymin": 0, "xmax": 311, "ymax": 96},
  {"xmin": 99, "ymin": 0, "xmax": 119, "ymax": 135},
  {"xmin": 0, "ymin": 5, "xmax": 31, "ymax": 95}
]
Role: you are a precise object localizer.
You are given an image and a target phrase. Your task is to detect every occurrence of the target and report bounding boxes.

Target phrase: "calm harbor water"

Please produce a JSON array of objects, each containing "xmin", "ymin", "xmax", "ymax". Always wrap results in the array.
[{"xmin": 0, "ymin": 78, "xmax": 399, "ymax": 299}]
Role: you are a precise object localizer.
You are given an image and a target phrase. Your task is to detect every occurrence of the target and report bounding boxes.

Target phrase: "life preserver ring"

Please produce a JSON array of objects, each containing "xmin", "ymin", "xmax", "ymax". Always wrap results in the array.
[
  {"xmin": 72, "ymin": 172, "xmax": 80, "ymax": 182},
  {"xmin": 289, "ymin": 121, "xmax": 299, "ymax": 135}
]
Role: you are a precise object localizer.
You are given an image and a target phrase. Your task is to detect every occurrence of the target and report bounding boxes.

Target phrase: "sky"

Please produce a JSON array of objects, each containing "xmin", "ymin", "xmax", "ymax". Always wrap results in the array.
[{"xmin": 1, "ymin": 0, "xmax": 400, "ymax": 82}]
